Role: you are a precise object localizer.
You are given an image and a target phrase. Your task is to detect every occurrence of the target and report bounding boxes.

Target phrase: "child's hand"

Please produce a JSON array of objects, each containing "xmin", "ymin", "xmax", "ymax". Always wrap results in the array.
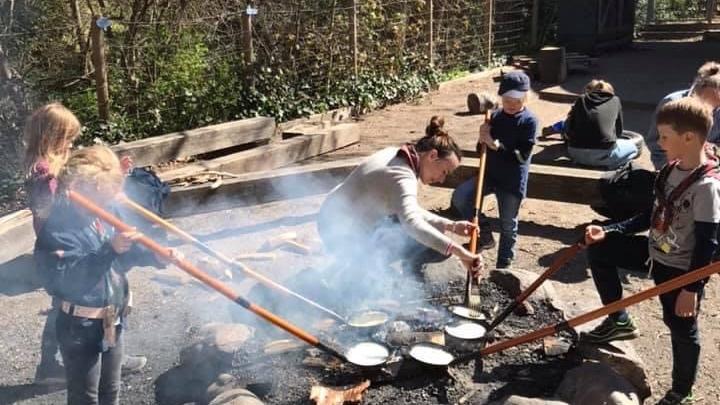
[
  {"xmin": 584, "ymin": 225, "xmax": 606, "ymax": 246},
  {"xmin": 120, "ymin": 155, "xmax": 134, "ymax": 176},
  {"xmin": 675, "ymin": 289, "xmax": 698, "ymax": 318},
  {"xmin": 449, "ymin": 220, "xmax": 478, "ymax": 237},
  {"xmin": 478, "ymin": 123, "xmax": 495, "ymax": 148},
  {"xmin": 155, "ymin": 248, "xmax": 184, "ymax": 265},
  {"xmin": 111, "ymin": 230, "xmax": 141, "ymax": 253}
]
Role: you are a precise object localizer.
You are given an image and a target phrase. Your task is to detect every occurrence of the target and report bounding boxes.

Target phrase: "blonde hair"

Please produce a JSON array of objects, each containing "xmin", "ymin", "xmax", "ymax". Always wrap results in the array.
[
  {"xmin": 585, "ymin": 79, "xmax": 615, "ymax": 95},
  {"xmin": 656, "ymin": 97, "xmax": 713, "ymax": 139},
  {"xmin": 694, "ymin": 61, "xmax": 720, "ymax": 91},
  {"xmin": 59, "ymin": 145, "xmax": 124, "ymax": 196},
  {"xmin": 23, "ymin": 103, "xmax": 81, "ymax": 178}
]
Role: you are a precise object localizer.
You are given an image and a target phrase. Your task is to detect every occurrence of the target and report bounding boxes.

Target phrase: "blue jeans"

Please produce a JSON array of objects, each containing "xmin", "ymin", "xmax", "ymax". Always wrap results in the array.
[
  {"xmin": 567, "ymin": 139, "xmax": 638, "ymax": 170},
  {"xmin": 451, "ymin": 178, "xmax": 522, "ymax": 263}
]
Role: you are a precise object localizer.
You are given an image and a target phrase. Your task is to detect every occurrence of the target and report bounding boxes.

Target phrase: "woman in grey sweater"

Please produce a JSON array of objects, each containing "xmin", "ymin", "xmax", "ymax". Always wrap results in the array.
[{"xmin": 317, "ymin": 116, "xmax": 483, "ymax": 275}]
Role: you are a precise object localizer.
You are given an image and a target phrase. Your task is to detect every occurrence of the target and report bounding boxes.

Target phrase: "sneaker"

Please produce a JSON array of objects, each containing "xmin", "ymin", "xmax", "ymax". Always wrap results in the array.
[
  {"xmin": 496, "ymin": 257, "xmax": 513, "ymax": 269},
  {"xmin": 580, "ymin": 316, "xmax": 639, "ymax": 344},
  {"xmin": 121, "ymin": 355, "xmax": 147, "ymax": 375},
  {"xmin": 656, "ymin": 391, "xmax": 694, "ymax": 405},
  {"xmin": 541, "ymin": 126, "xmax": 558, "ymax": 137},
  {"xmin": 478, "ymin": 231, "xmax": 496, "ymax": 251}
]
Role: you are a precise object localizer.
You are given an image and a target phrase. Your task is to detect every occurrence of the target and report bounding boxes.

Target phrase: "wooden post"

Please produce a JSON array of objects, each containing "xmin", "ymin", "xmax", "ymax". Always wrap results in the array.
[
  {"xmin": 352, "ymin": 0, "xmax": 358, "ymax": 76},
  {"xmin": 90, "ymin": 16, "xmax": 110, "ymax": 122},
  {"xmin": 646, "ymin": 0, "xmax": 655, "ymax": 24},
  {"xmin": 427, "ymin": 0, "xmax": 434, "ymax": 65},
  {"xmin": 487, "ymin": 0, "xmax": 494, "ymax": 67},
  {"xmin": 0, "ymin": 45, "xmax": 11, "ymax": 80},
  {"xmin": 530, "ymin": 0, "xmax": 540, "ymax": 48},
  {"xmin": 707, "ymin": 0, "xmax": 717, "ymax": 24},
  {"xmin": 241, "ymin": 8, "xmax": 254, "ymax": 66}
]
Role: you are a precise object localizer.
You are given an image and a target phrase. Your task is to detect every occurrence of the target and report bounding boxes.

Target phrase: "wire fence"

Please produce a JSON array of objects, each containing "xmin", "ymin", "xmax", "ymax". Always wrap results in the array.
[
  {"xmin": 636, "ymin": 0, "xmax": 718, "ymax": 25},
  {"xmin": 1, "ymin": 0, "xmax": 535, "ymax": 142}
]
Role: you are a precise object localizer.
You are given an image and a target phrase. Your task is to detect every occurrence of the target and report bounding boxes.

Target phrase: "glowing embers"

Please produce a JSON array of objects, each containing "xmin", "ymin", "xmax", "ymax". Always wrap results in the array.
[
  {"xmin": 345, "ymin": 342, "xmax": 391, "ymax": 367},
  {"xmin": 408, "ymin": 342, "xmax": 455, "ymax": 366},
  {"xmin": 445, "ymin": 321, "xmax": 487, "ymax": 340}
]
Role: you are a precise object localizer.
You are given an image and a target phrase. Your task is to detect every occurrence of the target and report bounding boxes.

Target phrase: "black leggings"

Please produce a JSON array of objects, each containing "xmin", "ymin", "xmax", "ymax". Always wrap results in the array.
[
  {"xmin": 57, "ymin": 312, "xmax": 124, "ymax": 405},
  {"xmin": 588, "ymin": 233, "xmax": 703, "ymax": 396}
]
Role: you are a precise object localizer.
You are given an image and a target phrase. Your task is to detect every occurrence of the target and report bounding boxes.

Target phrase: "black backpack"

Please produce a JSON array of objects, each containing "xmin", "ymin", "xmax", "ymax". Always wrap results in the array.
[
  {"xmin": 114, "ymin": 167, "xmax": 171, "ymax": 270},
  {"xmin": 593, "ymin": 162, "xmax": 656, "ymax": 221}
]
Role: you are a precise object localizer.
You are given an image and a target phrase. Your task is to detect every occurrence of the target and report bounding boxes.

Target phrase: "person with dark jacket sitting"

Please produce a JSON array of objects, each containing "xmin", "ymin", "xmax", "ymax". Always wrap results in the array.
[{"xmin": 543, "ymin": 80, "xmax": 639, "ymax": 169}]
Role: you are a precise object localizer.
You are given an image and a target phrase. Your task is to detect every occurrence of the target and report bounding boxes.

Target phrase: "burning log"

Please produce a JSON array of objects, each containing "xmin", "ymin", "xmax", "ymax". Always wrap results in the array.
[
  {"xmin": 235, "ymin": 252, "xmax": 277, "ymax": 262},
  {"xmin": 259, "ymin": 232, "xmax": 311, "ymax": 254},
  {"xmin": 310, "ymin": 380, "xmax": 371, "ymax": 405},
  {"xmin": 386, "ymin": 330, "xmax": 445, "ymax": 347}
]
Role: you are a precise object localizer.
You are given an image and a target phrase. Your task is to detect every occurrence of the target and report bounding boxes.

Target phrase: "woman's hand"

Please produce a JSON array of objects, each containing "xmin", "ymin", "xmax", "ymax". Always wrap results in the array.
[
  {"xmin": 448, "ymin": 221, "xmax": 478, "ymax": 237},
  {"xmin": 111, "ymin": 230, "xmax": 141, "ymax": 254},
  {"xmin": 584, "ymin": 225, "xmax": 606, "ymax": 246},
  {"xmin": 155, "ymin": 248, "xmax": 184, "ymax": 265},
  {"xmin": 451, "ymin": 245, "xmax": 485, "ymax": 278},
  {"xmin": 675, "ymin": 289, "xmax": 698, "ymax": 318}
]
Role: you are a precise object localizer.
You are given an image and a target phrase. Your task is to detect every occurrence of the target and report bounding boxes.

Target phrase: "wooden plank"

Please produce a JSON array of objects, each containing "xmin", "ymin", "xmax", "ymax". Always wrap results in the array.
[
  {"xmin": 442, "ymin": 158, "xmax": 603, "ymax": 206},
  {"xmin": 158, "ymin": 124, "xmax": 359, "ymax": 181},
  {"xmin": 164, "ymin": 158, "xmax": 365, "ymax": 217},
  {"xmin": 111, "ymin": 117, "xmax": 276, "ymax": 167},
  {"xmin": 0, "ymin": 209, "xmax": 34, "ymax": 264}
]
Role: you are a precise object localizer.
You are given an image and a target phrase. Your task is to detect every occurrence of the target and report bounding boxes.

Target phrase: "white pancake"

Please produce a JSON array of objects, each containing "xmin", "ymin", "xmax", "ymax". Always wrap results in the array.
[
  {"xmin": 409, "ymin": 343, "xmax": 455, "ymax": 366},
  {"xmin": 345, "ymin": 342, "xmax": 389, "ymax": 366},
  {"xmin": 445, "ymin": 322, "xmax": 487, "ymax": 340},
  {"xmin": 449, "ymin": 305, "xmax": 486, "ymax": 321},
  {"xmin": 348, "ymin": 311, "xmax": 389, "ymax": 328}
]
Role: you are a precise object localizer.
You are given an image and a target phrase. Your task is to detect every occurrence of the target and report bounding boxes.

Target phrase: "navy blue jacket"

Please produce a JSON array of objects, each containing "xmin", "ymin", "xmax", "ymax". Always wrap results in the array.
[
  {"xmin": 34, "ymin": 197, "xmax": 158, "ymax": 309},
  {"xmin": 483, "ymin": 108, "xmax": 538, "ymax": 198}
]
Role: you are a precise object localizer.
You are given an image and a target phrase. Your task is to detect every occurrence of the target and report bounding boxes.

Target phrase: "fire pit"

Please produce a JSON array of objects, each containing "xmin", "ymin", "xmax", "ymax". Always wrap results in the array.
[{"xmin": 219, "ymin": 277, "xmax": 578, "ymax": 405}]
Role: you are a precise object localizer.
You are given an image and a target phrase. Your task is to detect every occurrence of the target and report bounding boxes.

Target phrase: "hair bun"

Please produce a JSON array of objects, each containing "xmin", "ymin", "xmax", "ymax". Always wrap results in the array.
[{"xmin": 426, "ymin": 116, "xmax": 446, "ymax": 137}]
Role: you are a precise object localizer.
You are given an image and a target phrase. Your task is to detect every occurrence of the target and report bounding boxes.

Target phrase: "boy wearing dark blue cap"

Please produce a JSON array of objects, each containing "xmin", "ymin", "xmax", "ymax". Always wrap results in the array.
[{"xmin": 451, "ymin": 71, "xmax": 538, "ymax": 268}]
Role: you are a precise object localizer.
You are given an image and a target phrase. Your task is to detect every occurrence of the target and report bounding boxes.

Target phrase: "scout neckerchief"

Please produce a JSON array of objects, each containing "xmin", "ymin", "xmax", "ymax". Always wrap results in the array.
[
  {"xmin": 652, "ymin": 159, "xmax": 719, "ymax": 233},
  {"xmin": 397, "ymin": 143, "xmax": 420, "ymax": 176}
]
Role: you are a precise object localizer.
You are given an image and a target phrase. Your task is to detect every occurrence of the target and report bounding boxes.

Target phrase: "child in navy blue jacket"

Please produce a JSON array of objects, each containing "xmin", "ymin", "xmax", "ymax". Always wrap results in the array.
[
  {"xmin": 34, "ymin": 145, "xmax": 164, "ymax": 405},
  {"xmin": 451, "ymin": 71, "xmax": 538, "ymax": 268}
]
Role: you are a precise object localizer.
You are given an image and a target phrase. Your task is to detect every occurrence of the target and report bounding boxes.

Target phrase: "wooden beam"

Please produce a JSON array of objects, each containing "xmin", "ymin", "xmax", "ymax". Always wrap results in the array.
[
  {"xmin": 442, "ymin": 158, "xmax": 603, "ymax": 205},
  {"xmin": 164, "ymin": 158, "xmax": 365, "ymax": 217},
  {"xmin": 0, "ymin": 210, "xmax": 34, "ymax": 263},
  {"xmin": 111, "ymin": 117, "xmax": 276, "ymax": 167},
  {"xmin": 159, "ymin": 124, "xmax": 359, "ymax": 181}
]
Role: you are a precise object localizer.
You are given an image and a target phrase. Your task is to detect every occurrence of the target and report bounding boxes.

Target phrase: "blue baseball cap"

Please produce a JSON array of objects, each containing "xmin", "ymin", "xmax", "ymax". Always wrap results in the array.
[{"xmin": 498, "ymin": 71, "xmax": 530, "ymax": 99}]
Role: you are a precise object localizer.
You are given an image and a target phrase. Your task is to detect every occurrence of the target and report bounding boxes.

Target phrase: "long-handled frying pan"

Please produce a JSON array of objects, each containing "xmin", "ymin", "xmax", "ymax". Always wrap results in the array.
[
  {"xmin": 452, "ymin": 256, "xmax": 720, "ymax": 364},
  {"xmin": 118, "ymin": 194, "xmax": 348, "ymax": 324},
  {"xmin": 70, "ymin": 190, "xmax": 395, "ymax": 366}
]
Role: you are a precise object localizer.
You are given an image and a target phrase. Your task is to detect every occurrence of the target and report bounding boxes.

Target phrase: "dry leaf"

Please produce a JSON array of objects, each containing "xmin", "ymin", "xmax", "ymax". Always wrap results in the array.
[{"xmin": 310, "ymin": 380, "xmax": 370, "ymax": 405}]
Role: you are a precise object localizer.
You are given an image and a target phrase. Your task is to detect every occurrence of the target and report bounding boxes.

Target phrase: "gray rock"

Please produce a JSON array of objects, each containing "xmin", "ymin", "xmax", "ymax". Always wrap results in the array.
[
  {"xmin": 420, "ymin": 256, "xmax": 467, "ymax": 293},
  {"xmin": 575, "ymin": 340, "xmax": 652, "ymax": 400},
  {"xmin": 556, "ymin": 362, "xmax": 640, "ymax": 405},
  {"xmin": 180, "ymin": 323, "xmax": 255, "ymax": 367},
  {"xmin": 488, "ymin": 268, "xmax": 559, "ymax": 307},
  {"xmin": 205, "ymin": 373, "xmax": 241, "ymax": 405},
  {"xmin": 209, "ymin": 388, "xmax": 264, "ymax": 405},
  {"xmin": 488, "ymin": 395, "xmax": 569, "ymax": 405}
]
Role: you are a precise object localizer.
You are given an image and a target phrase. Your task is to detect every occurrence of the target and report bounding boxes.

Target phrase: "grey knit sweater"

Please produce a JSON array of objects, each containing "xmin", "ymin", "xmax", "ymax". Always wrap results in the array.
[{"xmin": 318, "ymin": 147, "xmax": 456, "ymax": 254}]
